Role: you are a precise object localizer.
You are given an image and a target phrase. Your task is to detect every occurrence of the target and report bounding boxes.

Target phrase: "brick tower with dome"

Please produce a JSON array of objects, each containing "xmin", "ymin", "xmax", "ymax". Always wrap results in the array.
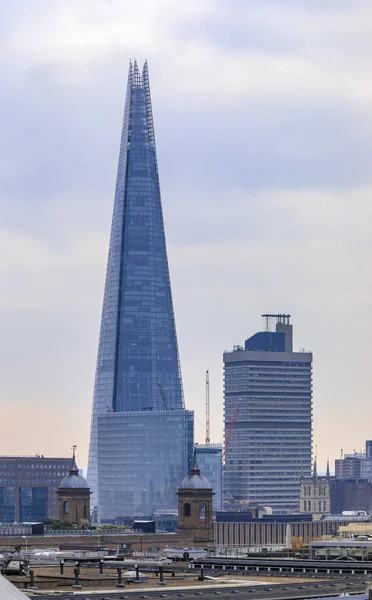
[
  {"xmin": 57, "ymin": 446, "xmax": 91, "ymax": 523},
  {"xmin": 177, "ymin": 451, "xmax": 214, "ymax": 543}
]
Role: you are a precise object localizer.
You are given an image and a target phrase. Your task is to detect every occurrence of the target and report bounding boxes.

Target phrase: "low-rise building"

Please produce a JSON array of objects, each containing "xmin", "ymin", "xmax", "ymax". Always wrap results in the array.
[{"xmin": 0, "ymin": 455, "xmax": 71, "ymax": 522}]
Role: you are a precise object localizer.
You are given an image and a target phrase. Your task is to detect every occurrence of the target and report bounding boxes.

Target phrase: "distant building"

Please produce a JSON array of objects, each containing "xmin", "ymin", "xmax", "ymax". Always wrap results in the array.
[
  {"xmin": 195, "ymin": 445, "xmax": 222, "ymax": 511},
  {"xmin": 335, "ymin": 455, "xmax": 362, "ymax": 479},
  {"xmin": 335, "ymin": 442, "xmax": 372, "ymax": 483},
  {"xmin": 330, "ymin": 478, "xmax": 372, "ymax": 514},
  {"xmin": 299, "ymin": 460, "xmax": 331, "ymax": 520},
  {"xmin": 0, "ymin": 455, "xmax": 71, "ymax": 522},
  {"xmin": 362, "ymin": 441, "xmax": 372, "ymax": 481},
  {"xmin": 223, "ymin": 314, "xmax": 312, "ymax": 512}
]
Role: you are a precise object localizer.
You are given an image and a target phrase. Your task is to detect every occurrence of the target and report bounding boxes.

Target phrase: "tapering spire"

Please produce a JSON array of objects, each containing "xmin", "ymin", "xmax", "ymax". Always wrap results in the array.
[
  {"xmin": 190, "ymin": 450, "xmax": 201, "ymax": 476},
  {"xmin": 326, "ymin": 457, "xmax": 330, "ymax": 479},
  {"xmin": 313, "ymin": 456, "xmax": 317, "ymax": 481},
  {"xmin": 70, "ymin": 445, "xmax": 78, "ymax": 475}
]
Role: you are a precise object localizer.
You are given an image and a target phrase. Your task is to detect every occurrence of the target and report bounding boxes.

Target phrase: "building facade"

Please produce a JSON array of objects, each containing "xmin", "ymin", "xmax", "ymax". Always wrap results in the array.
[
  {"xmin": 299, "ymin": 462, "xmax": 331, "ymax": 520},
  {"xmin": 362, "ymin": 441, "xmax": 372, "ymax": 481},
  {"xmin": 335, "ymin": 443, "xmax": 372, "ymax": 482},
  {"xmin": 330, "ymin": 478, "xmax": 372, "ymax": 514},
  {"xmin": 335, "ymin": 455, "xmax": 362, "ymax": 479},
  {"xmin": 97, "ymin": 410, "xmax": 193, "ymax": 521},
  {"xmin": 195, "ymin": 445, "xmax": 223, "ymax": 511},
  {"xmin": 214, "ymin": 519, "xmax": 346, "ymax": 547},
  {"xmin": 0, "ymin": 456, "xmax": 71, "ymax": 522},
  {"xmin": 87, "ymin": 60, "xmax": 193, "ymax": 519},
  {"xmin": 223, "ymin": 314, "xmax": 312, "ymax": 512}
]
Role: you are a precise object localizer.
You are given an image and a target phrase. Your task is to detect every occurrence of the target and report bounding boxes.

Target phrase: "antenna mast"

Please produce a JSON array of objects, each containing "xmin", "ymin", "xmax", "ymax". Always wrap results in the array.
[{"xmin": 205, "ymin": 370, "xmax": 210, "ymax": 445}]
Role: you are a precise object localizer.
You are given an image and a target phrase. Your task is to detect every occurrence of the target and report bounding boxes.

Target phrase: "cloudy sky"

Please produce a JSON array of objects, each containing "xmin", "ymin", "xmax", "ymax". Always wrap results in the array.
[{"xmin": 0, "ymin": 0, "xmax": 372, "ymax": 472}]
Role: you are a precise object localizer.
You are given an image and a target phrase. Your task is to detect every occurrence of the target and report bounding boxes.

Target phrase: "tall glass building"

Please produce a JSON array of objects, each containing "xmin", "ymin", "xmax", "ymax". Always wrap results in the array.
[
  {"xmin": 224, "ymin": 314, "xmax": 312, "ymax": 513},
  {"xmin": 88, "ymin": 60, "xmax": 193, "ymax": 520}
]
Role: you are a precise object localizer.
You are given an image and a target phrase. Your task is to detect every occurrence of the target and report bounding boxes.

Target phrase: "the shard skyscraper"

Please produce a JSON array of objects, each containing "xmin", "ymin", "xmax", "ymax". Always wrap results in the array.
[{"xmin": 88, "ymin": 61, "xmax": 194, "ymax": 521}]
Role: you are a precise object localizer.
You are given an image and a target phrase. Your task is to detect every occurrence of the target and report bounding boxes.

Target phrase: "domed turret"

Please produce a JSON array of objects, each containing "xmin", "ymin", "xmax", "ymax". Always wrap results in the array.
[
  {"xmin": 59, "ymin": 446, "xmax": 89, "ymax": 489},
  {"xmin": 180, "ymin": 453, "xmax": 212, "ymax": 490},
  {"xmin": 177, "ymin": 450, "xmax": 214, "ymax": 543},
  {"xmin": 57, "ymin": 446, "xmax": 91, "ymax": 523}
]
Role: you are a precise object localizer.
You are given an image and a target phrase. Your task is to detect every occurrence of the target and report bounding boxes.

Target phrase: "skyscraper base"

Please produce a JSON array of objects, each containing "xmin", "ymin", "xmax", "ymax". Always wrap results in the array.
[{"xmin": 97, "ymin": 409, "xmax": 194, "ymax": 522}]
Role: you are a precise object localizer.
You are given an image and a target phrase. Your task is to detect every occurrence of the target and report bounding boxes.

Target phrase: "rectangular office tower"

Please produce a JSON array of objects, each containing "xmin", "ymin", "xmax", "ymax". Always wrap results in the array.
[
  {"xmin": 195, "ymin": 445, "xmax": 223, "ymax": 511},
  {"xmin": 224, "ymin": 314, "xmax": 312, "ymax": 512},
  {"xmin": 0, "ymin": 456, "xmax": 71, "ymax": 521},
  {"xmin": 87, "ymin": 60, "xmax": 193, "ymax": 520}
]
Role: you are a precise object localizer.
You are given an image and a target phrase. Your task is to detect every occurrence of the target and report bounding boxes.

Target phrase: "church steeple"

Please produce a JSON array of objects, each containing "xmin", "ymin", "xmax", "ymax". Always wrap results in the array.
[
  {"xmin": 313, "ymin": 456, "xmax": 317, "ymax": 481},
  {"xmin": 190, "ymin": 450, "xmax": 201, "ymax": 476},
  {"xmin": 70, "ymin": 445, "xmax": 79, "ymax": 475}
]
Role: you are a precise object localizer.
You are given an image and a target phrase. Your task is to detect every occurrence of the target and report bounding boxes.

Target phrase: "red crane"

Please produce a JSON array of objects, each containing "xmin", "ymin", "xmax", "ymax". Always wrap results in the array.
[{"xmin": 224, "ymin": 407, "xmax": 239, "ymax": 458}]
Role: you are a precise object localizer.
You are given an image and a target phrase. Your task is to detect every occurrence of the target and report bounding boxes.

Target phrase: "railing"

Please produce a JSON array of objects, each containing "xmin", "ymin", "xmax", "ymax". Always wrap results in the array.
[{"xmin": 44, "ymin": 529, "xmax": 133, "ymax": 536}]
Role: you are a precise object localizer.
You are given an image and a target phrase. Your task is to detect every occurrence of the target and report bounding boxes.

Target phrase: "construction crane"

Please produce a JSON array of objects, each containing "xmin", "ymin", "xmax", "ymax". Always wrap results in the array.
[
  {"xmin": 205, "ymin": 370, "xmax": 210, "ymax": 445},
  {"xmin": 224, "ymin": 407, "xmax": 240, "ymax": 459}
]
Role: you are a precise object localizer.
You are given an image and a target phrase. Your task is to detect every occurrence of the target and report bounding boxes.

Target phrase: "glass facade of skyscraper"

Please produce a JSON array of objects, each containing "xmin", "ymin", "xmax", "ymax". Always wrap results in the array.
[
  {"xmin": 88, "ymin": 61, "xmax": 193, "ymax": 519},
  {"xmin": 98, "ymin": 410, "xmax": 194, "ymax": 521},
  {"xmin": 224, "ymin": 315, "xmax": 312, "ymax": 513}
]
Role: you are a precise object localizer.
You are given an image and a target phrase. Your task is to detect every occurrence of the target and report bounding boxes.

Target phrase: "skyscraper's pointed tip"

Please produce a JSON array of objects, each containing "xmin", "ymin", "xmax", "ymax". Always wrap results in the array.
[
  {"xmin": 128, "ymin": 59, "xmax": 133, "ymax": 80},
  {"xmin": 132, "ymin": 59, "xmax": 141, "ymax": 85}
]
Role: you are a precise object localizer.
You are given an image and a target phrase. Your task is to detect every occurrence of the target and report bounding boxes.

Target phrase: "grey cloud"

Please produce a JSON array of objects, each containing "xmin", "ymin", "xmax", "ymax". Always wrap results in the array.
[{"xmin": 0, "ymin": 0, "xmax": 371, "ymax": 467}]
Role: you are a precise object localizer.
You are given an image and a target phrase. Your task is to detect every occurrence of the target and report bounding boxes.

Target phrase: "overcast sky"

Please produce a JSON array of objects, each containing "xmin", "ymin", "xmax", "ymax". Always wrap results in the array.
[{"xmin": 0, "ymin": 0, "xmax": 372, "ymax": 472}]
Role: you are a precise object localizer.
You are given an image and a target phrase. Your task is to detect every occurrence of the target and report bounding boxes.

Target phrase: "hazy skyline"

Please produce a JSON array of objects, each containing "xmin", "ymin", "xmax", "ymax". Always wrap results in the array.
[{"xmin": 1, "ymin": 1, "xmax": 372, "ymax": 472}]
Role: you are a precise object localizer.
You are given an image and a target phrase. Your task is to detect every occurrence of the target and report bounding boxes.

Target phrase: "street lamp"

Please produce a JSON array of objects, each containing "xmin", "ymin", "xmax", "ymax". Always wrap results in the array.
[{"xmin": 22, "ymin": 535, "xmax": 28, "ymax": 552}]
